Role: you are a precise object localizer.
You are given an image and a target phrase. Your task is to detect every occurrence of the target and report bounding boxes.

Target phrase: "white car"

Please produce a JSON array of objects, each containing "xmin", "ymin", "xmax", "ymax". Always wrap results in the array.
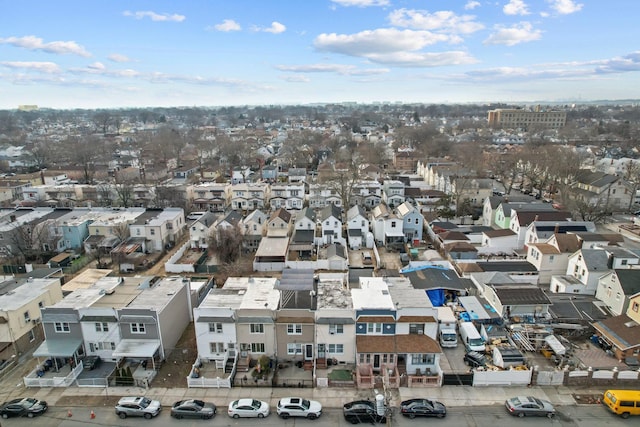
[
  {"xmin": 227, "ymin": 399, "xmax": 269, "ymax": 418},
  {"xmin": 277, "ymin": 397, "xmax": 322, "ymax": 419}
]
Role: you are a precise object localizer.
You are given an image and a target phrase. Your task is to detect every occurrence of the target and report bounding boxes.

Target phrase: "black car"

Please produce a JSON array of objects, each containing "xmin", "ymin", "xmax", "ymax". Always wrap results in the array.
[
  {"xmin": 343, "ymin": 400, "xmax": 386, "ymax": 424},
  {"xmin": 83, "ymin": 355, "xmax": 101, "ymax": 370},
  {"xmin": 0, "ymin": 398, "xmax": 48, "ymax": 418},
  {"xmin": 171, "ymin": 399, "xmax": 216, "ymax": 419},
  {"xmin": 400, "ymin": 398, "xmax": 447, "ymax": 419},
  {"xmin": 464, "ymin": 351, "xmax": 487, "ymax": 368}
]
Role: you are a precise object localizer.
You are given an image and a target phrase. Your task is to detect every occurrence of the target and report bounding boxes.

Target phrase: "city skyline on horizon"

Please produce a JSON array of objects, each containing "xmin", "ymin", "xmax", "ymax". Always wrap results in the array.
[{"xmin": 2, "ymin": 0, "xmax": 640, "ymax": 110}]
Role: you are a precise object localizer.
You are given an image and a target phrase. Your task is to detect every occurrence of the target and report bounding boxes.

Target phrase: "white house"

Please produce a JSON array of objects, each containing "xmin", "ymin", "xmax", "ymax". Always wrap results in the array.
[
  {"xmin": 188, "ymin": 212, "xmax": 217, "ymax": 249},
  {"xmin": 549, "ymin": 249, "xmax": 610, "ymax": 294},
  {"xmin": 346, "ymin": 205, "xmax": 370, "ymax": 250},
  {"xmin": 319, "ymin": 204, "xmax": 343, "ymax": 245}
]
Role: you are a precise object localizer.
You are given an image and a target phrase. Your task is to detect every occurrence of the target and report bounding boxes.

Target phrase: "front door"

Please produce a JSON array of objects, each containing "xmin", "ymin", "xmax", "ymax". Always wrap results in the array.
[
  {"xmin": 305, "ymin": 344, "xmax": 313, "ymax": 360},
  {"xmin": 373, "ymin": 354, "xmax": 381, "ymax": 370},
  {"xmin": 228, "ymin": 343, "xmax": 236, "ymax": 358},
  {"xmin": 317, "ymin": 344, "xmax": 326, "ymax": 359}
]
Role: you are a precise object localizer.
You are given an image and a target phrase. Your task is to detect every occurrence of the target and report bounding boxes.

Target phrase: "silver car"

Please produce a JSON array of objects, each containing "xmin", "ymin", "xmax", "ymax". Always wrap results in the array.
[
  {"xmin": 115, "ymin": 396, "xmax": 162, "ymax": 419},
  {"xmin": 505, "ymin": 396, "xmax": 556, "ymax": 418}
]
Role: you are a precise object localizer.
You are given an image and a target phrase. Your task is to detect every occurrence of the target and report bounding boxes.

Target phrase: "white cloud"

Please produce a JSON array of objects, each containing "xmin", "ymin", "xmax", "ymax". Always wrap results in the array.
[
  {"xmin": 464, "ymin": 1, "xmax": 481, "ymax": 10},
  {"xmin": 484, "ymin": 22, "xmax": 542, "ymax": 46},
  {"xmin": 1, "ymin": 61, "xmax": 61, "ymax": 73},
  {"xmin": 503, "ymin": 0, "xmax": 530, "ymax": 16},
  {"xmin": 123, "ymin": 10, "xmax": 186, "ymax": 22},
  {"xmin": 0, "ymin": 35, "xmax": 91, "ymax": 57},
  {"xmin": 211, "ymin": 19, "xmax": 241, "ymax": 32},
  {"xmin": 275, "ymin": 63, "xmax": 389, "ymax": 76},
  {"xmin": 331, "ymin": 0, "xmax": 389, "ymax": 7},
  {"xmin": 547, "ymin": 0, "xmax": 583, "ymax": 15},
  {"xmin": 108, "ymin": 53, "xmax": 132, "ymax": 63},
  {"xmin": 388, "ymin": 8, "xmax": 484, "ymax": 34},
  {"xmin": 365, "ymin": 51, "xmax": 478, "ymax": 67},
  {"xmin": 280, "ymin": 74, "xmax": 311, "ymax": 83},
  {"xmin": 263, "ymin": 22, "xmax": 287, "ymax": 34}
]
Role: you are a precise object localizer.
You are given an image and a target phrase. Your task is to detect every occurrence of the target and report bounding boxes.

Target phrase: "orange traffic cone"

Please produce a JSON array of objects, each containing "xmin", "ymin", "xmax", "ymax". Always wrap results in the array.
[
  {"xmin": 90, "ymin": 410, "xmax": 96, "ymax": 419},
  {"xmin": 67, "ymin": 409, "xmax": 73, "ymax": 417}
]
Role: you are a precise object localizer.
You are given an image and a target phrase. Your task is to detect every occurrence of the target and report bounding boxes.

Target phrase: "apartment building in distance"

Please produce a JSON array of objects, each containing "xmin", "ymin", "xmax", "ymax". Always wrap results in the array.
[{"xmin": 487, "ymin": 107, "xmax": 567, "ymax": 130}]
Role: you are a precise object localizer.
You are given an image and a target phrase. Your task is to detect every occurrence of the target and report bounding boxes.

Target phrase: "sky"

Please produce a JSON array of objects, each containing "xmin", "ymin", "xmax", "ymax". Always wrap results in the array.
[{"xmin": 1, "ymin": 0, "xmax": 639, "ymax": 109}]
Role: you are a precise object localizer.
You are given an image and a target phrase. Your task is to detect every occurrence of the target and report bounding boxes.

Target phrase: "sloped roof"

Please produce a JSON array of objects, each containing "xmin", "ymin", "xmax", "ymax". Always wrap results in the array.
[
  {"xmin": 615, "ymin": 269, "xmax": 640, "ymax": 295},
  {"xmin": 493, "ymin": 286, "xmax": 552, "ymax": 305}
]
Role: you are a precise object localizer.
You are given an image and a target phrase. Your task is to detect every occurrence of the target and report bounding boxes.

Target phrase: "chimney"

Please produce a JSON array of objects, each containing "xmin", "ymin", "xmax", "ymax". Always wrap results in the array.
[
  {"xmin": 554, "ymin": 223, "xmax": 560, "ymax": 234},
  {"xmin": 534, "ymin": 215, "xmax": 539, "ymax": 222}
]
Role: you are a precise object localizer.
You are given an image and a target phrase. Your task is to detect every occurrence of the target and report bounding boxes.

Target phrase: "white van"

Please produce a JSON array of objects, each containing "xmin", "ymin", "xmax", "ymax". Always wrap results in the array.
[
  {"xmin": 437, "ymin": 307, "xmax": 458, "ymax": 348},
  {"xmin": 459, "ymin": 322, "xmax": 485, "ymax": 352}
]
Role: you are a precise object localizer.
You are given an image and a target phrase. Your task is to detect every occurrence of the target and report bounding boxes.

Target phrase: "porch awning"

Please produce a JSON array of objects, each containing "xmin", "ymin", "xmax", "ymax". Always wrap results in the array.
[
  {"xmin": 113, "ymin": 339, "xmax": 160, "ymax": 358},
  {"xmin": 544, "ymin": 335, "xmax": 566, "ymax": 355},
  {"xmin": 33, "ymin": 339, "xmax": 83, "ymax": 358}
]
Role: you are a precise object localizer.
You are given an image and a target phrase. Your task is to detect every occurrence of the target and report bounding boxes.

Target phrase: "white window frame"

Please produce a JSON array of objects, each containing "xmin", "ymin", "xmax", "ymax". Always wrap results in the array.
[
  {"xmin": 367, "ymin": 323, "xmax": 382, "ymax": 334},
  {"xmin": 54, "ymin": 322, "xmax": 70, "ymax": 333},
  {"xmin": 287, "ymin": 343, "xmax": 303, "ymax": 354},
  {"xmin": 209, "ymin": 342, "xmax": 224, "ymax": 353},
  {"xmin": 329, "ymin": 324, "xmax": 344, "ymax": 334},
  {"xmin": 209, "ymin": 322, "xmax": 223, "ymax": 333},
  {"xmin": 130, "ymin": 323, "xmax": 146, "ymax": 334},
  {"xmin": 95, "ymin": 322, "xmax": 109, "ymax": 332},
  {"xmin": 251, "ymin": 343, "xmax": 265, "ymax": 353},
  {"xmin": 328, "ymin": 344, "xmax": 344, "ymax": 354},
  {"xmin": 287, "ymin": 324, "xmax": 302, "ymax": 335},
  {"xmin": 250, "ymin": 323, "xmax": 264, "ymax": 334}
]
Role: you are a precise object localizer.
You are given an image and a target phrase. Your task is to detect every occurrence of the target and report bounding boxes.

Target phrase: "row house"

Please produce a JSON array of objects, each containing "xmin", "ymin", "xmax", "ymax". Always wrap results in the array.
[
  {"xmin": 290, "ymin": 208, "xmax": 316, "ymax": 258},
  {"xmin": 268, "ymin": 183, "xmax": 305, "ymax": 210},
  {"xmin": 396, "ymin": 201, "xmax": 423, "ymax": 245},
  {"xmin": 240, "ymin": 209, "xmax": 268, "ymax": 252},
  {"xmin": 308, "ymin": 184, "xmax": 341, "ymax": 209},
  {"xmin": 287, "ymin": 168, "xmax": 307, "ymax": 184},
  {"xmin": 0, "ymin": 277, "xmax": 64, "ymax": 366},
  {"xmin": 382, "ymin": 180, "xmax": 405, "ymax": 208},
  {"xmin": 319, "ymin": 204, "xmax": 342, "ymax": 245},
  {"xmin": 230, "ymin": 182, "xmax": 269, "ymax": 211},
  {"xmin": 353, "ymin": 277, "xmax": 442, "ymax": 388},
  {"xmin": 371, "ymin": 204, "xmax": 404, "ymax": 249},
  {"xmin": 416, "ymin": 159, "xmax": 457, "ymax": 187},
  {"xmin": 188, "ymin": 212, "xmax": 216, "ymax": 250},
  {"xmin": 452, "ymin": 178, "xmax": 493, "ymax": 207},
  {"xmin": 346, "ymin": 205, "xmax": 370, "ymax": 250},
  {"xmin": 352, "ymin": 181, "xmax": 382, "ymax": 210},
  {"xmin": 191, "ymin": 183, "xmax": 229, "ymax": 212},
  {"xmin": 28, "ymin": 275, "xmax": 191, "ymax": 387},
  {"xmin": 129, "ymin": 208, "xmax": 185, "ymax": 252}
]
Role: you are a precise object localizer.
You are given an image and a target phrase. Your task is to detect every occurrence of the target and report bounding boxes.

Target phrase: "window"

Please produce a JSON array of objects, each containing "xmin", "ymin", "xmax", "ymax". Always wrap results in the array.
[
  {"xmin": 54, "ymin": 322, "xmax": 70, "ymax": 333},
  {"xmin": 391, "ymin": 221, "xmax": 396, "ymax": 228},
  {"xmin": 150, "ymin": 229, "xmax": 155, "ymax": 235},
  {"xmin": 411, "ymin": 353, "xmax": 435, "ymax": 365},
  {"xmin": 328, "ymin": 344, "xmax": 344, "ymax": 354},
  {"xmin": 250, "ymin": 324, "xmax": 264, "ymax": 333},
  {"xmin": 95, "ymin": 322, "xmax": 109, "ymax": 332},
  {"xmin": 409, "ymin": 324, "xmax": 424, "ymax": 334},
  {"xmin": 209, "ymin": 342, "xmax": 224, "ymax": 353},
  {"xmin": 251, "ymin": 343, "xmax": 265, "ymax": 353},
  {"xmin": 130, "ymin": 323, "xmax": 146, "ymax": 333},
  {"xmin": 329, "ymin": 324, "xmax": 344, "ymax": 334},
  {"xmin": 287, "ymin": 324, "xmax": 302, "ymax": 335},
  {"xmin": 287, "ymin": 343, "xmax": 302, "ymax": 354},
  {"xmin": 367, "ymin": 323, "xmax": 383, "ymax": 334},
  {"xmin": 209, "ymin": 322, "xmax": 223, "ymax": 333},
  {"xmin": 23, "ymin": 311, "xmax": 30, "ymax": 322},
  {"xmin": 28, "ymin": 329, "xmax": 35, "ymax": 342},
  {"xmin": 38, "ymin": 301, "xmax": 44, "ymax": 308},
  {"xmin": 633, "ymin": 302, "xmax": 639, "ymax": 313}
]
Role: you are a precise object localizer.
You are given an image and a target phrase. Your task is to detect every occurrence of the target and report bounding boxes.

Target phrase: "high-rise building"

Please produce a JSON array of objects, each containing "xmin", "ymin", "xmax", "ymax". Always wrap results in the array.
[{"xmin": 487, "ymin": 107, "xmax": 566, "ymax": 130}]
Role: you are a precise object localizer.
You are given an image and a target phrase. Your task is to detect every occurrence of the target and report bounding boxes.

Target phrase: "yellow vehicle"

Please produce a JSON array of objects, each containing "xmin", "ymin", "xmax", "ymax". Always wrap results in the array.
[{"xmin": 602, "ymin": 390, "xmax": 640, "ymax": 418}]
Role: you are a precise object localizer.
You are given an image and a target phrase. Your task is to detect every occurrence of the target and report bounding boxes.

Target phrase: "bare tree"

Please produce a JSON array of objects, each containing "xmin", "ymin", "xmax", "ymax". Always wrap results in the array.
[
  {"xmin": 114, "ymin": 179, "xmax": 135, "ymax": 208},
  {"xmin": 208, "ymin": 226, "xmax": 243, "ymax": 264},
  {"xmin": 8, "ymin": 220, "xmax": 60, "ymax": 263},
  {"xmin": 27, "ymin": 139, "xmax": 52, "ymax": 170},
  {"xmin": 93, "ymin": 111, "xmax": 112, "ymax": 135},
  {"xmin": 621, "ymin": 160, "xmax": 640, "ymax": 211}
]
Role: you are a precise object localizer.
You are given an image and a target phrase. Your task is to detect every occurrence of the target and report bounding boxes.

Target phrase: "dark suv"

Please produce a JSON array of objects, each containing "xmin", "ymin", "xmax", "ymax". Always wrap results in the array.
[
  {"xmin": 343, "ymin": 400, "xmax": 386, "ymax": 424},
  {"xmin": 464, "ymin": 351, "xmax": 487, "ymax": 368}
]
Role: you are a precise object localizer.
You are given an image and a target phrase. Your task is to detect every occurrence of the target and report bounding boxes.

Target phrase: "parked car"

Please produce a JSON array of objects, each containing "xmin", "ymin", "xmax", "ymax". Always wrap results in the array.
[
  {"xmin": 277, "ymin": 397, "xmax": 322, "ymax": 419},
  {"xmin": 227, "ymin": 399, "xmax": 269, "ymax": 418},
  {"xmin": 171, "ymin": 399, "xmax": 216, "ymax": 419},
  {"xmin": 464, "ymin": 351, "xmax": 487, "ymax": 368},
  {"xmin": 115, "ymin": 396, "xmax": 162, "ymax": 419},
  {"xmin": 343, "ymin": 400, "xmax": 386, "ymax": 424},
  {"xmin": 505, "ymin": 396, "xmax": 555, "ymax": 418},
  {"xmin": 0, "ymin": 398, "xmax": 48, "ymax": 418},
  {"xmin": 400, "ymin": 398, "xmax": 447, "ymax": 418},
  {"xmin": 83, "ymin": 355, "xmax": 101, "ymax": 370}
]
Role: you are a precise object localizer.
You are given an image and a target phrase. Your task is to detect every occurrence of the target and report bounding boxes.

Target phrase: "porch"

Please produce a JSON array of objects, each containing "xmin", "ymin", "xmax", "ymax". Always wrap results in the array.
[
  {"xmin": 25, "ymin": 338, "xmax": 84, "ymax": 387},
  {"xmin": 24, "ymin": 361, "xmax": 84, "ymax": 387},
  {"xmin": 187, "ymin": 355, "xmax": 235, "ymax": 388}
]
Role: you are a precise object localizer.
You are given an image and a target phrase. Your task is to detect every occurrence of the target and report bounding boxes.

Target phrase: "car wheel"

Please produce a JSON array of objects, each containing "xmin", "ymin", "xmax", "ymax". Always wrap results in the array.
[
  {"xmin": 280, "ymin": 413, "xmax": 290, "ymax": 419},
  {"xmin": 175, "ymin": 414, "xmax": 182, "ymax": 419},
  {"xmin": 349, "ymin": 418, "xmax": 359, "ymax": 425},
  {"xmin": 437, "ymin": 413, "xmax": 445, "ymax": 418},
  {"xmin": 27, "ymin": 413, "xmax": 34, "ymax": 418},
  {"xmin": 233, "ymin": 414, "xmax": 240, "ymax": 419},
  {"xmin": 118, "ymin": 412, "xmax": 127, "ymax": 419},
  {"xmin": 621, "ymin": 412, "xmax": 630, "ymax": 419},
  {"xmin": 409, "ymin": 413, "xmax": 415, "ymax": 419},
  {"xmin": 307, "ymin": 413, "xmax": 317, "ymax": 420},
  {"xmin": 517, "ymin": 412, "xmax": 525, "ymax": 418},
  {"xmin": 1, "ymin": 413, "xmax": 8, "ymax": 419},
  {"xmin": 257, "ymin": 413, "xmax": 265, "ymax": 418},
  {"xmin": 547, "ymin": 412, "xmax": 555, "ymax": 419},
  {"xmin": 144, "ymin": 413, "xmax": 152, "ymax": 419}
]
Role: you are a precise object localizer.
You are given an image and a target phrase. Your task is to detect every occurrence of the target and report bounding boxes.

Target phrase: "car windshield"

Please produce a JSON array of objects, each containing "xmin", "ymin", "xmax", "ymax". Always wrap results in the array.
[
  {"xmin": 301, "ymin": 399, "xmax": 310, "ymax": 409},
  {"xmin": 510, "ymin": 397, "xmax": 522, "ymax": 406},
  {"xmin": 192, "ymin": 400, "xmax": 204, "ymax": 408},
  {"xmin": 140, "ymin": 398, "xmax": 151, "ymax": 408},
  {"xmin": 251, "ymin": 400, "xmax": 262, "ymax": 409},
  {"xmin": 469, "ymin": 338, "xmax": 484, "ymax": 346},
  {"xmin": 443, "ymin": 334, "xmax": 456, "ymax": 341},
  {"xmin": 23, "ymin": 398, "xmax": 38, "ymax": 408}
]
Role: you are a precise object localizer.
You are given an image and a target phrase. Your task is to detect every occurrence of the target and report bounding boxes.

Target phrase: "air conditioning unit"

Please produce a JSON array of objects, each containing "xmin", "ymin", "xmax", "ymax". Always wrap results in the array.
[{"xmin": 32, "ymin": 318, "xmax": 41, "ymax": 325}]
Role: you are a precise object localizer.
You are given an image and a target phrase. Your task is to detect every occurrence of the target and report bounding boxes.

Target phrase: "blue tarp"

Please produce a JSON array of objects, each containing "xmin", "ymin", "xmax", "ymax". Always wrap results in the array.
[{"xmin": 426, "ymin": 289, "xmax": 446, "ymax": 306}]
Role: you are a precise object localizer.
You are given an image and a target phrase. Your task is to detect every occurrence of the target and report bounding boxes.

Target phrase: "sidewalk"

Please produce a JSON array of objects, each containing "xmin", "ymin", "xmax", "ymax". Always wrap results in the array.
[{"xmin": 22, "ymin": 383, "xmax": 605, "ymax": 410}]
